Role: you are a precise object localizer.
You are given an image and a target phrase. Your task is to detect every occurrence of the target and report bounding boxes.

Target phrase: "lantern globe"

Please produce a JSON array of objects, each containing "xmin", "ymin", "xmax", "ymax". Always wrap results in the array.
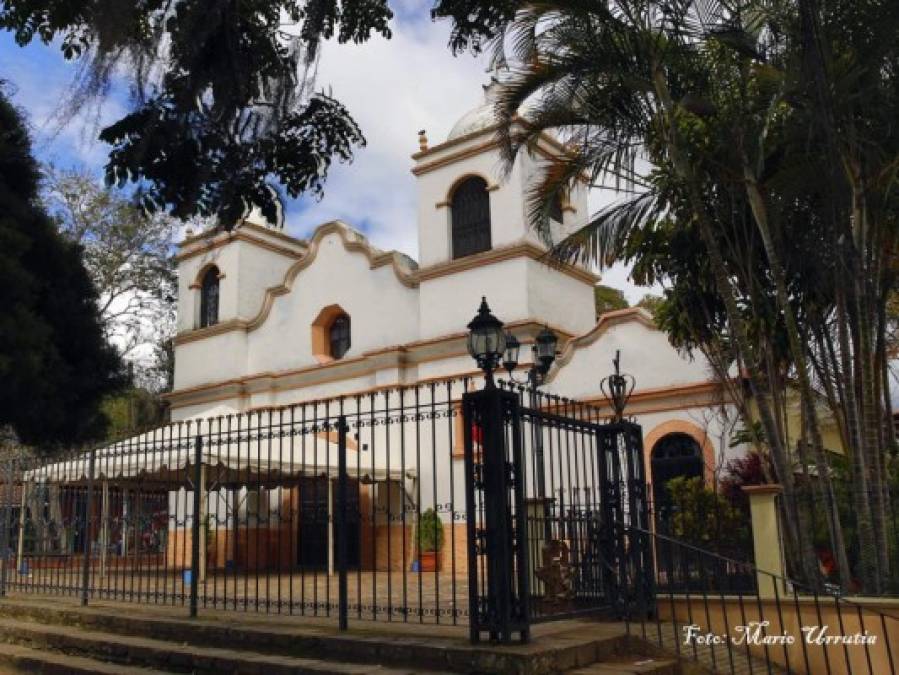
[
  {"xmin": 503, "ymin": 332, "xmax": 521, "ymax": 373},
  {"xmin": 535, "ymin": 325, "xmax": 558, "ymax": 374},
  {"xmin": 466, "ymin": 297, "xmax": 506, "ymax": 372}
]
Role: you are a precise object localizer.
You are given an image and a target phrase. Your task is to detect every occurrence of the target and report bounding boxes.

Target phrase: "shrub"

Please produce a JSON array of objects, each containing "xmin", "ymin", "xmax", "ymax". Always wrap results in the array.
[{"xmin": 416, "ymin": 508, "xmax": 444, "ymax": 553}]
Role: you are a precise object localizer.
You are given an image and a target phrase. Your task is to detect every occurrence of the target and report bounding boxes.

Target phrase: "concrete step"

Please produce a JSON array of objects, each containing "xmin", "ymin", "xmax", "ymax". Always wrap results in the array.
[
  {"xmin": 568, "ymin": 655, "xmax": 679, "ymax": 675},
  {"xmin": 0, "ymin": 599, "xmax": 641, "ymax": 674},
  {"xmin": 0, "ymin": 642, "xmax": 176, "ymax": 674},
  {"xmin": 0, "ymin": 618, "xmax": 444, "ymax": 675}
]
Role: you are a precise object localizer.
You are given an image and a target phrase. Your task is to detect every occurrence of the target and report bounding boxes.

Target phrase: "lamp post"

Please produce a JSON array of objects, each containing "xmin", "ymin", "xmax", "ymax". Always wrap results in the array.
[
  {"xmin": 463, "ymin": 297, "xmax": 531, "ymax": 643},
  {"xmin": 501, "ymin": 325, "xmax": 559, "ymax": 392}
]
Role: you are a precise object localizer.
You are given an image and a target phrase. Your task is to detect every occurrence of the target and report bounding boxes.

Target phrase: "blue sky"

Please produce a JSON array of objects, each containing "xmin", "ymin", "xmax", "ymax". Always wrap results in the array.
[{"xmin": 0, "ymin": 6, "xmax": 645, "ymax": 301}]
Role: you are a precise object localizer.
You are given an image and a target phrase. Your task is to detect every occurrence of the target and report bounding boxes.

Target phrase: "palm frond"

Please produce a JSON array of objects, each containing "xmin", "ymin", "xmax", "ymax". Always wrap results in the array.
[{"xmin": 547, "ymin": 188, "xmax": 664, "ymax": 268}]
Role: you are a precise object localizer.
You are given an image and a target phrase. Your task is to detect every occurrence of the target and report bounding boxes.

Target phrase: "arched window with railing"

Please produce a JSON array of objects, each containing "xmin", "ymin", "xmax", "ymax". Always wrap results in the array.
[{"xmin": 450, "ymin": 176, "xmax": 491, "ymax": 259}]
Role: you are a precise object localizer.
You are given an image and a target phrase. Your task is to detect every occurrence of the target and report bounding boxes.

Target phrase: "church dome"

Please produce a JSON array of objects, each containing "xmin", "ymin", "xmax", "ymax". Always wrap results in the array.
[
  {"xmin": 447, "ymin": 76, "xmax": 504, "ymax": 141},
  {"xmin": 446, "ymin": 75, "xmax": 534, "ymax": 142},
  {"xmin": 447, "ymin": 100, "xmax": 498, "ymax": 141}
]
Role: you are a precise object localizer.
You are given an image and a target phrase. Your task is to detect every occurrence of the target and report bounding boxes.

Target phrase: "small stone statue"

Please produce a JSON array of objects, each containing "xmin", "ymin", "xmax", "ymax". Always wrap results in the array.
[{"xmin": 535, "ymin": 539, "xmax": 574, "ymax": 611}]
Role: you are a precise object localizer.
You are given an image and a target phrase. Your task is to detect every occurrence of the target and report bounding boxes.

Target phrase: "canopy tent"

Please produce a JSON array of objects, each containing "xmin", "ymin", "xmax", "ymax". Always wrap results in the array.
[
  {"xmin": 17, "ymin": 426, "xmax": 417, "ymax": 577},
  {"xmin": 23, "ymin": 428, "xmax": 415, "ymax": 486}
]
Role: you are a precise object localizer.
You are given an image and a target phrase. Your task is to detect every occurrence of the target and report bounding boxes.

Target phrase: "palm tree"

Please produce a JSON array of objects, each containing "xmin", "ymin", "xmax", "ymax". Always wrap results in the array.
[{"xmin": 449, "ymin": 0, "xmax": 898, "ymax": 591}]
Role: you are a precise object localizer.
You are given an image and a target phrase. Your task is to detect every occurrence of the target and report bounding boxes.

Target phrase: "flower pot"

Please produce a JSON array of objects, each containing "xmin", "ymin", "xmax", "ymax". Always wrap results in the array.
[{"xmin": 418, "ymin": 551, "xmax": 439, "ymax": 572}]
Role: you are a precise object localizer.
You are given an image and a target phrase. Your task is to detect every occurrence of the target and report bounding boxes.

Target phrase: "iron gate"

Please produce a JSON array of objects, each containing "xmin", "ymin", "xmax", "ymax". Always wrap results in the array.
[{"xmin": 463, "ymin": 382, "xmax": 651, "ymax": 642}]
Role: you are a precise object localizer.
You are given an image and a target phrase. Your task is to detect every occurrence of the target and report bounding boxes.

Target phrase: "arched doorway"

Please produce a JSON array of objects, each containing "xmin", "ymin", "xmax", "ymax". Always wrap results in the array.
[{"xmin": 650, "ymin": 432, "xmax": 704, "ymax": 526}]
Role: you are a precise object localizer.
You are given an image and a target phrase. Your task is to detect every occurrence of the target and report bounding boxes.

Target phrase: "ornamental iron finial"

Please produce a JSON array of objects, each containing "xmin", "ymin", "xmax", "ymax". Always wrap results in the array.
[{"xmin": 600, "ymin": 350, "xmax": 635, "ymax": 422}]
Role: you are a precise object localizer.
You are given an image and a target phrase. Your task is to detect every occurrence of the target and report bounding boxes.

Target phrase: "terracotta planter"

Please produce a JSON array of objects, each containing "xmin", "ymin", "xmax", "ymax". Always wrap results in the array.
[{"xmin": 419, "ymin": 551, "xmax": 439, "ymax": 572}]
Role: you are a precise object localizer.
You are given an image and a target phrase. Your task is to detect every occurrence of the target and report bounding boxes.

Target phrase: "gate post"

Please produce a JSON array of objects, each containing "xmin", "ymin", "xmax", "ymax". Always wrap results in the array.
[
  {"xmin": 0, "ymin": 459, "xmax": 12, "ymax": 596},
  {"xmin": 463, "ymin": 386, "xmax": 530, "ymax": 644},
  {"xmin": 336, "ymin": 416, "xmax": 349, "ymax": 631},
  {"xmin": 619, "ymin": 422, "xmax": 654, "ymax": 619},
  {"xmin": 81, "ymin": 447, "xmax": 97, "ymax": 606}
]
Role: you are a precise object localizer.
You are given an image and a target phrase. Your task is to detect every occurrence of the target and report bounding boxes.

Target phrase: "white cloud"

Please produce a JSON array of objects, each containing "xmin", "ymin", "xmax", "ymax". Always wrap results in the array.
[
  {"xmin": 285, "ymin": 18, "xmax": 488, "ymax": 258},
  {"xmin": 286, "ymin": 17, "xmax": 657, "ymax": 302},
  {"xmin": 2, "ymin": 43, "xmax": 127, "ymax": 169},
  {"xmin": 4, "ymin": 20, "xmax": 656, "ymax": 301}
]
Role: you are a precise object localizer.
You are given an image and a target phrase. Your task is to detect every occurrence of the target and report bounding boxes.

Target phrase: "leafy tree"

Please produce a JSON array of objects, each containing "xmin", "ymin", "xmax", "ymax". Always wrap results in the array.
[
  {"xmin": 665, "ymin": 476, "xmax": 748, "ymax": 556},
  {"xmin": 0, "ymin": 0, "xmax": 385, "ymax": 225},
  {"xmin": 102, "ymin": 386, "xmax": 169, "ymax": 438},
  {"xmin": 635, "ymin": 294, "xmax": 663, "ymax": 318},
  {"xmin": 42, "ymin": 166, "xmax": 178, "ymax": 372},
  {"xmin": 0, "ymin": 88, "xmax": 125, "ymax": 449},
  {"xmin": 594, "ymin": 284, "xmax": 628, "ymax": 318},
  {"xmin": 434, "ymin": 0, "xmax": 899, "ymax": 592}
]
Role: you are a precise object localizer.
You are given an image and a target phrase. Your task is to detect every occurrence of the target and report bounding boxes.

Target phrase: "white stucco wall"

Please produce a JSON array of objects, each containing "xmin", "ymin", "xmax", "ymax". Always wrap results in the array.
[
  {"xmin": 245, "ymin": 229, "xmax": 419, "ymax": 377},
  {"xmin": 547, "ymin": 316, "xmax": 714, "ymax": 400},
  {"xmin": 418, "ymin": 257, "xmax": 529, "ymax": 340}
]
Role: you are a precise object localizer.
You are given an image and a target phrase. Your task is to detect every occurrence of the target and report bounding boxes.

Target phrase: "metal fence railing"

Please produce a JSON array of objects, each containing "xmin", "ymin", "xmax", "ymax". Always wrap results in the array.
[
  {"xmin": 621, "ymin": 526, "xmax": 899, "ymax": 675},
  {"xmin": 0, "ymin": 377, "xmax": 481, "ymax": 625}
]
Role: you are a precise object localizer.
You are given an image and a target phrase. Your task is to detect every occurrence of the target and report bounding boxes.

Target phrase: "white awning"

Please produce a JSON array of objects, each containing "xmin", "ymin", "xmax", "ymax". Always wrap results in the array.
[{"xmin": 24, "ymin": 428, "xmax": 413, "ymax": 486}]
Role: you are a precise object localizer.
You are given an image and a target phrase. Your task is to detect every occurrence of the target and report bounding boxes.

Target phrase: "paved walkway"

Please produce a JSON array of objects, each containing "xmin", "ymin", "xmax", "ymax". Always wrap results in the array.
[{"xmin": 7, "ymin": 570, "xmax": 470, "ymax": 623}]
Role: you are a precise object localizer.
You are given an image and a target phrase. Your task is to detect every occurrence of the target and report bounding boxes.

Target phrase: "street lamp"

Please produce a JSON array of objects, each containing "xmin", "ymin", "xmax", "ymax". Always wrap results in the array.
[
  {"xmin": 500, "ymin": 325, "xmax": 558, "ymax": 510},
  {"xmin": 600, "ymin": 350, "xmax": 635, "ymax": 422},
  {"xmin": 466, "ymin": 297, "xmax": 507, "ymax": 388},
  {"xmin": 501, "ymin": 325, "xmax": 559, "ymax": 389}
]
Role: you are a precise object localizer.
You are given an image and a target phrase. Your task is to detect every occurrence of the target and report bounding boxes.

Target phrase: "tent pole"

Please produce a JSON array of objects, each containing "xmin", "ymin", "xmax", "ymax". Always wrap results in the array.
[
  {"xmin": 99, "ymin": 481, "xmax": 109, "ymax": 576},
  {"xmin": 15, "ymin": 481, "xmax": 26, "ymax": 574},
  {"xmin": 198, "ymin": 464, "xmax": 207, "ymax": 582},
  {"xmin": 328, "ymin": 479, "xmax": 334, "ymax": 576},
  {"xmin": 122, "ymin": 489, "xmax": 129, "ymax": 557}
]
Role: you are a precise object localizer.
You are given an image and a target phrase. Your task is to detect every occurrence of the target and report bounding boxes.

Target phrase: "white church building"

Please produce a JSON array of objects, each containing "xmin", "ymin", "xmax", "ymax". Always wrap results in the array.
[{"xmin": 154, "ymin": 83, "xmax": 744, "ymax": 573}]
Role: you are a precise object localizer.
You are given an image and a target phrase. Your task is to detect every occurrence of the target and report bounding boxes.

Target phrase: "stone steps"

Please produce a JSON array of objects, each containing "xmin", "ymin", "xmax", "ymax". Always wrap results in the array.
[
  {"xmin": 568, "ymin": 655, "xmax": 679, "ymax": 675},
  {"xmin": 0, "ymin": 597, "xmax": 697, "ymax": 674},
  {"xmin": 0, "ymin": 642, "xmax": 173, "ymax": 674},
  {"xmin": 0, "ymin": 618, "xmax": 439, "ymax": 675}
]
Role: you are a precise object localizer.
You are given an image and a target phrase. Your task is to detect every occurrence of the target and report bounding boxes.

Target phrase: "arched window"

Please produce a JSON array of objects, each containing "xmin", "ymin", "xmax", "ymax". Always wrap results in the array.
[
  {"xmin": 451, "ymin": 176, "xmax": 491, "ymax": 259},
  {"xmin": 329, "ymin": 314, "xmax": 351, "ymax": 359},
  {"xmin": 199, "ymin": 266, "xmax": 220, "ymax": 328}
]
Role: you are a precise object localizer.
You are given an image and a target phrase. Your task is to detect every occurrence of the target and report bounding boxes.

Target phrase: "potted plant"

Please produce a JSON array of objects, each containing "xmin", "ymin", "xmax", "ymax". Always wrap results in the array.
[{"xmin": 415, "ymin": 508, "xmax": 444, "ymax": 572}]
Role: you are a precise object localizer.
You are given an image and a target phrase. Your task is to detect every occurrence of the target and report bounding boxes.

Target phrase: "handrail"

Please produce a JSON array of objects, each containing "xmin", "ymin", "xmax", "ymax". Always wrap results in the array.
[
  {"xmin": 630, "ymin": 524, "xmax": 899, "ymax": 622},
  {"xmin": 616, "ymin": 524, "xmax": 897, "ymax": 675}
]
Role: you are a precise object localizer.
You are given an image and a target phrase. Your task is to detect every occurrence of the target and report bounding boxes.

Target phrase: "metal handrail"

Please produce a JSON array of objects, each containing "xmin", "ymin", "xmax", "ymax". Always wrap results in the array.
[{"xmin": 618, "ymin": 524, "xmax": 897, "ymax": 675}]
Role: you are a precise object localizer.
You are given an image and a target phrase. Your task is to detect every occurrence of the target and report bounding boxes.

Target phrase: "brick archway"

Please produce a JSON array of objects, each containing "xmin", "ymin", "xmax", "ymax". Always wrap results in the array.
[{"xmin": 644, "ymin": 419, "xmax": 716, "ymax": 493}]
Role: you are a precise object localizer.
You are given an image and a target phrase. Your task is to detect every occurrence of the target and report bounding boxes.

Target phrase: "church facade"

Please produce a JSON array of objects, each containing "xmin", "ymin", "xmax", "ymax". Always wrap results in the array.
[{"xmin": 161, "ymin": 85, "xmax": 746, "ymax": 571}]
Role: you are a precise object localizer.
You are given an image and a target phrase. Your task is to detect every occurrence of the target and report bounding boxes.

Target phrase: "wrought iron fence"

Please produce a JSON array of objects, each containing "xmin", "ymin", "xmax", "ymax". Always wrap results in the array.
[
  {"xmin": 0, "ymin": 378, "xmax": 482, "ymax": 624},
  {"xmin": 647, "ymin": 486, "xmax": 756, "ymax": 594},
  {"xmin": 0, "ymin": 376, "xmax": 646, "ymax": 638},
  {"xmin": 463, "ymin": 382, "xmax": 649, "ymax": 641}
]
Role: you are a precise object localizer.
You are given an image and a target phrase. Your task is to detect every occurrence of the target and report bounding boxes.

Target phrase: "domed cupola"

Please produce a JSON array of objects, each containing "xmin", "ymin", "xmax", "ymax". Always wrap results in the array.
[{"xmin": 446, "ymin": 77, "xmax": 503, "ymax": 141}]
